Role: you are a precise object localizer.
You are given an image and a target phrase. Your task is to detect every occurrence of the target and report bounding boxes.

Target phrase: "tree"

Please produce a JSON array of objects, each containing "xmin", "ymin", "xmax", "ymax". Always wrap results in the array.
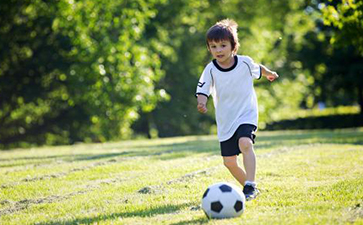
[
  {"xmin": 291, "ymin": 0, "xmax": 363, "ymax": 116},
  {"xmin": 322, "ymin": 0, "xmax": 363, "ymax": 115},
  {"xmin": 0, "ymin": 0, "xmax": 167, "ymax": 148},
  {"xmin": 322, "ymin": 0, "xmax": 363, "ymax": 54}
]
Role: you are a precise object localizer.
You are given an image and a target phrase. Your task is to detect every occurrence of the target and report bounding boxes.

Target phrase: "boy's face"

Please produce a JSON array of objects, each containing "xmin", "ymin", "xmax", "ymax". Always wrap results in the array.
[{"xmin": 207, "ymin": 40, "xmax": 234, "ymax": 65}]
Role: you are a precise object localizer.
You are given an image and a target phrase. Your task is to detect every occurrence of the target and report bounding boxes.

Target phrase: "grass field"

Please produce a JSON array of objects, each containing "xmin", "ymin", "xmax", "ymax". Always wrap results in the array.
[{"xmin": 1, "ymin": 128, "xmax": 363, "ymax": 225}]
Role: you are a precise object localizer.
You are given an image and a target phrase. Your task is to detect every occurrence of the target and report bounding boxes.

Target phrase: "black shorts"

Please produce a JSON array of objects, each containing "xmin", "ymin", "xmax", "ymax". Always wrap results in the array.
[{"xmin": 220, "ymin": 124, "xmax": 257, "ymax": 157}]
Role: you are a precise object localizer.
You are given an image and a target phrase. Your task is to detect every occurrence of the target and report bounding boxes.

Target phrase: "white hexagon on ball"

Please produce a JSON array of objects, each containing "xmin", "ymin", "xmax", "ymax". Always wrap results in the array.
[{"xmin": 202, "ymin": 182, "xmax": 245, "ymax": 219}]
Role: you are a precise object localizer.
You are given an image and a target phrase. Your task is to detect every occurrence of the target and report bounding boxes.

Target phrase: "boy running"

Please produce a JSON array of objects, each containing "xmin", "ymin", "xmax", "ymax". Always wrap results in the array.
[{"xmin": 196, "ymin": 19, "xmax": 279, "ymax": 200}]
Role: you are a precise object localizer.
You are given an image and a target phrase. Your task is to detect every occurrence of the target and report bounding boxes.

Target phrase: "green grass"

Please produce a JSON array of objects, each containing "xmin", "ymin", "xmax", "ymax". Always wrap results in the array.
[{"xmin": 1, "ymin": 128, "xmax": 363, "ymax": 225}]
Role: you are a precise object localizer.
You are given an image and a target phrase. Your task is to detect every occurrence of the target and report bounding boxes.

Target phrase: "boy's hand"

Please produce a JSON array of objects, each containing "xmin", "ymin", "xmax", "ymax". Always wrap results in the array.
[
  {"xmin": 197, "ymin": 95, "xmax": 208, "ymax": 114},
  {"xmin": 197, "ymin": 102, "xmax": 208, "ymax": 113},
  {"xmin": 260, "ymin": 65, "xmax": 279, "ymax": 82},
  {"xmin": 266, "ymin": 71, "xmax": 279, "ymax": 82}
]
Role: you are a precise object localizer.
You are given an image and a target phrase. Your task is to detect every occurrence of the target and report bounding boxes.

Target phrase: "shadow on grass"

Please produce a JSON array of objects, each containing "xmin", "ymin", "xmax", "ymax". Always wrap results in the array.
[
  {"xmin": 170, "ymin": 217, "xmax": 209, "ymax": 225},
  {"xmin": 2, "ymin": 129, "xmax": 363, "ymax": 168},
  {"xmin": 0, "ymin": 152, "xmax": 134, "ymax": 168},
  {"xmin": 0, "ymin": 139, "xmax": 220, "ymax": 167},
  {"xmin": 33, "ymin": 202, "xmax": 196, "ymax": 225}
]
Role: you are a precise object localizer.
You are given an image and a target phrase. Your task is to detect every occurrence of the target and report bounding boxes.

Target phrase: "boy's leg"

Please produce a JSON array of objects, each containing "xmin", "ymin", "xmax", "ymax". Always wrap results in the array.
[
  {"xmin": 239, "ymin": 137, "xmax": 259, "ymax": 200},
  {"xmin": 238, "ymin": 137, "xmax": 256, "ymax": 182},
  {"xmin": 223, "ymin": 155, "xmax": 246, "ymax": 186}
]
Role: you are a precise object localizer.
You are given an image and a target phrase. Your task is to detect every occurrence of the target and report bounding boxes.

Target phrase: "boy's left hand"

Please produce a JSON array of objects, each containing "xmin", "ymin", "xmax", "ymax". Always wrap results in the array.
[{"xmin": 266, "ymin": 72, "xmax": 279, "ymax": 82}]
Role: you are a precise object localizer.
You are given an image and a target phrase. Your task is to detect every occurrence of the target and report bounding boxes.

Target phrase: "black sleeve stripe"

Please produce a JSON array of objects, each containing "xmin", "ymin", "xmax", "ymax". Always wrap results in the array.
[
  {"xmin": 258, "ymin": 65, "xmax": 262, "ymax": 80},
  {"xmin": 209, "ymin": 68, "xmax": 214, "ymax": 85},
  {"xmin": 242, "ymin": 61, "xmax": 253, "ymax": 77},
  {"xmin": 195, "ymin": 92, "xmax": 209, "ymax": 98}
]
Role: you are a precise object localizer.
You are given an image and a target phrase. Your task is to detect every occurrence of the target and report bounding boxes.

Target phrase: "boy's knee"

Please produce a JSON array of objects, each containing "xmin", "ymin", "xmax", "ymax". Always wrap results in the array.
[{"xmin": 238, "ymin": 137, "xmax": 252, "ymax": 153}]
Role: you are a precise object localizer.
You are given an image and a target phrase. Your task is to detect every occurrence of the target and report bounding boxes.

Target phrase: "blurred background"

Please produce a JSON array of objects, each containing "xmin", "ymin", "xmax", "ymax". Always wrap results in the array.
[{"xmin": 0, "ymin": 0, "xmax": 362, "ymax": 149}]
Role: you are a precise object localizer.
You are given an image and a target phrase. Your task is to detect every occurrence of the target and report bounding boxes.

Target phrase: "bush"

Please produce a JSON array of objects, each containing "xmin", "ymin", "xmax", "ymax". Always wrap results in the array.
[{"xmin": 265, "ymin": 114, "xmax": 363, "ymax": 130}]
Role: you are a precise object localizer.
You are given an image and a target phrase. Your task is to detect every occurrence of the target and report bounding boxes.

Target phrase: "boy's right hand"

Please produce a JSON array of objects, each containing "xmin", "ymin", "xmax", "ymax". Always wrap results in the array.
[
  {"xmin": 197, "ymin": 102, "xmax": 208, "ymax": 113},
  {"xmin": 197, "ymin": 94, "xmax": 208, "ymax": 114}
]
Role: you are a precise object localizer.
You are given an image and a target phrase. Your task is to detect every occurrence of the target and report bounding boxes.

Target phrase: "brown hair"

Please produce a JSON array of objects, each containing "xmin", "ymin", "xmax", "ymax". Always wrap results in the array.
[{"xmin": 206, "ymin": 19, "xmax": 240, "ymax": 54}]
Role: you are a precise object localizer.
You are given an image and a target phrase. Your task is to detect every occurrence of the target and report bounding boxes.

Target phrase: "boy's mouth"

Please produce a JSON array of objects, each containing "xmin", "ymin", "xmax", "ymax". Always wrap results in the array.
[{"xmin": 216, "ymin": 55, "xmax": 224, "ymax": 58}]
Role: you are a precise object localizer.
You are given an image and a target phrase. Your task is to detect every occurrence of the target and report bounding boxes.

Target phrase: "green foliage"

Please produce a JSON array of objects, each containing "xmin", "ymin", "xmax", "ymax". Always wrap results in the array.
[
  {"xmin": 290, "ymin": 0, "xmax": 363, "ymax": 118},
  {"xmin": 0, "ymin": 0, "xmax": 167, "ymax": 148},
  {"xmin": 322, "ymin": 0, "xmax": 363, "ymax": 55},
  {"xmin": 319, "ymin": 0, "xmax": 363, "ymax": 116}
]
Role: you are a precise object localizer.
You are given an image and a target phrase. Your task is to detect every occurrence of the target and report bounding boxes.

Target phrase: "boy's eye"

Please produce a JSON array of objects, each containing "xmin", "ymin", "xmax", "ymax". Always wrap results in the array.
[{"xmin": 222, "ymin": 45, "xmax": 226, "ymax": 47}]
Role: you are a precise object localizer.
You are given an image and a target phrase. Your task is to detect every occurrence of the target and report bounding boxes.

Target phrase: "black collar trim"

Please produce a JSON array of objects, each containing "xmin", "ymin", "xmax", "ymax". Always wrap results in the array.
[{"xmin": 212, "ymin": 55, "xmax": 238, "ymax": 72}]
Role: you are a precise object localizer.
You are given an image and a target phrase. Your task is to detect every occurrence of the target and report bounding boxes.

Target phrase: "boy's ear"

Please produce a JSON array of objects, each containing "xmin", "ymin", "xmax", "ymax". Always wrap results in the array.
[
  {"xmin": 206, "ymin": 44, "xmax": 211, "ymax": 52},
  {"xmin": 232, "ymin": 47, "xmax": 238, "ymax": 54}
]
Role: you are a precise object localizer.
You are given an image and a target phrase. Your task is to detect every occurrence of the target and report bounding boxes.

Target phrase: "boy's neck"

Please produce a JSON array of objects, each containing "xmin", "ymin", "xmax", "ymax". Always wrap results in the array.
[{"xmin": 216, "ymin": 55, "xmax": 235, "ymax": 69}]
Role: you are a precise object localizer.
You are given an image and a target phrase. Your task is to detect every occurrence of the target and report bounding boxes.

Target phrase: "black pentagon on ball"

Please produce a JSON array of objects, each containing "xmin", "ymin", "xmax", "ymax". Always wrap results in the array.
[
  {"xmin": 202, "ymin": 188, "xmax": 210, "ymax": 198},
  {"xmin": 211, "ymin": 201, "xmax": 223, "ymax": 213},
  {"xmin": 219, "ymin": 184, "xmax": 232, "ymax": 192},
  {"xmin": 234, "ymin": 200, "xmax": 243, "ymax": 212}
]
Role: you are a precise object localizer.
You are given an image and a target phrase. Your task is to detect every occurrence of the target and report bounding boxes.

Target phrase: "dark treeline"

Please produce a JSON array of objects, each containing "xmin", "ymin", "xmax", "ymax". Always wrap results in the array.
[{"xmin": 1, "ymin": 0, "xmax": 362, "ymax": 149}]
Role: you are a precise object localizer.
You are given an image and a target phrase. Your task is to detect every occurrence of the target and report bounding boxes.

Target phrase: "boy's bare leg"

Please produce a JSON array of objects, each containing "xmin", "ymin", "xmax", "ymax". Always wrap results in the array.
[
  {"xmin": 238, "ymin": 137, "xmax": 256, "ymax": 182},
  {"xmin": 223, "ymin": 155, "xmax": 246, "ymax": 186}
]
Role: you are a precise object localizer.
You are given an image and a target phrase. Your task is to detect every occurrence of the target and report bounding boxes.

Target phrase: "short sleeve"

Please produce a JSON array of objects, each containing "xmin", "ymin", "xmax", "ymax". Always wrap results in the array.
[
  {"xmin": 195, "ymin": 65, "xmax": 213, "ymax": 98},
  {"xmin": 242, "ymin": 56, "xmax": 262, "ymax": 80}
]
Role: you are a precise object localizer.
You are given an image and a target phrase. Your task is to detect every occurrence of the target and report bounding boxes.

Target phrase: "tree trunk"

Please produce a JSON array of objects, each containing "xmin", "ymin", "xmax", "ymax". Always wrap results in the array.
[{"xmin": 358, "ymin": 84, "xmax": 363, "ymax": 118}]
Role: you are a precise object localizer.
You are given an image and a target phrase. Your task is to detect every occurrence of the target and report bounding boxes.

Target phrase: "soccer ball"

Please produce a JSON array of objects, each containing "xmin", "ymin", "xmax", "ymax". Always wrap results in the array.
[{"xmin": 201, "ymin": 182, "xmax": 245, "ymax": 219}]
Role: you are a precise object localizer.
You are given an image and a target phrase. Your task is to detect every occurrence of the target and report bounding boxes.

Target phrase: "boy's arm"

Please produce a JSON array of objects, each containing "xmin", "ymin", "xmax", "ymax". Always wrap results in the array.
[
  {"xmin": 197, "ymin": 94, "xmax": 208, "ymax": 114},
  {"xmin": 260, "ymin": 64, "xmax": 279, "ymax": 82}
]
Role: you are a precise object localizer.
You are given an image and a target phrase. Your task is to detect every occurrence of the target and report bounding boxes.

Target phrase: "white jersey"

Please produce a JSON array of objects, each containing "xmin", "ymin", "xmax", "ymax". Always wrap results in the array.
[{"xmin": 196, "ymin": 55, "xmax": 261, "ymax": 142}]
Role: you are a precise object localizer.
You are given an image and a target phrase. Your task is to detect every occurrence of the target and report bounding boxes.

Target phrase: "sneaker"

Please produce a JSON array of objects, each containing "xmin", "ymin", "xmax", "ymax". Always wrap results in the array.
[{"xmin": 243, "ymin": 184, "xmax": 259, "ymax": 201}]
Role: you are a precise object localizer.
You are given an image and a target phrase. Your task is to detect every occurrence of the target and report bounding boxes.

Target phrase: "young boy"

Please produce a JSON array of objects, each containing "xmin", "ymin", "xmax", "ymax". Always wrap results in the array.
[{"xmin": 196, "ymin": 19, "xmax": 279, "ymax": 200}]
